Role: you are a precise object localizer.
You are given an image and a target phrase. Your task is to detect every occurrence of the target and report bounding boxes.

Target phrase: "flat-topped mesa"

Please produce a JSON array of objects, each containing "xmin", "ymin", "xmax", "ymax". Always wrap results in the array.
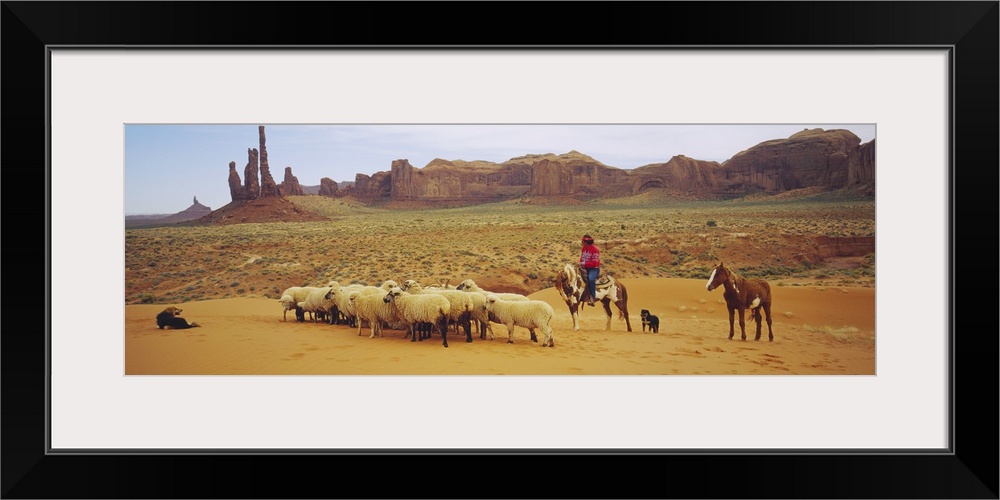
[
  {"xmin": 243, "ymin": 148, "xmax": 260, "ymax": 200},
  {"xmin": 258, "ymin": 126, "xmax": 280, "ymax": 197},
  {"xmin": 318, "ymin": 177, "xmax": 338, "ymax": 197},
  {"xmin": 720, "ymin": 128, "xmax": 863, "ymax": 194},
  {"xmin": 228, "ymin": 161, "xmax": 246, "ymax": 201},
  {"xmin": 280, "ymin": 166, "xmax": 304, "ymax": 196}
]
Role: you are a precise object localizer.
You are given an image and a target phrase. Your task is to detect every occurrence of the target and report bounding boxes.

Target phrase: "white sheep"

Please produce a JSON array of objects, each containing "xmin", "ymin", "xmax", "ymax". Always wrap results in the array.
[
  {"xmin": 483, "ymin": 294, "xmax": 556, "ymax": 347},
  {"xmin": 424, "ymin": 280, "xmax": 457, "ymax": 290},
  {"xmin": 327, "ymin": 286, "xmax": 362, "ymax": 327},
  {"xmin": 349, "ymin": 289, "xmax": 402, "ymax": 338},
  {"xmin": 278, "ymin": 294, "xmax": 297, "ymax": 321},
  {"xmin": 458, "ymin": 290, "xmax": 495, "ymax": 341},
  {"xmin": 278, "ymin": 286, "xmax": 319, "ymax": 322},
  {"xmin": 401, "ymin": 280, "xmax": 477, "ymax": 343},
  {"xmin": 456, "ymin": 279, "xmax": 529, "ymax": 301},
  {"xmin": 383, "ymin": 287, "xmax": 452, "ymax": 347},
  {"xmin": 456, "ymin": 279, "xmax": 530, "ymax": 337},
  {"xmin": 347, "ymin": 283, "xmax": 384, "ymax": 296},
  {"xmin": 297, "ymin": 286, "xmax": 336, "ymax": 323}
]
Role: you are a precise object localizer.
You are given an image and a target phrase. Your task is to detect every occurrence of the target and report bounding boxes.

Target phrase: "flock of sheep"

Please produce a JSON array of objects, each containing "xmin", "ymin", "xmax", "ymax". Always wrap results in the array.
[{"xmin": 277, "ymin": 278, "xmax": 556, "ymax": 348}]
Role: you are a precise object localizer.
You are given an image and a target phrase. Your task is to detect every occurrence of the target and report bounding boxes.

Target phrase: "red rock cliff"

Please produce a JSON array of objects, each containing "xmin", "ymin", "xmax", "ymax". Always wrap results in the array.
[{"xmin": 719, "ymin": 128, "xmax": 862, "ymax": 194}]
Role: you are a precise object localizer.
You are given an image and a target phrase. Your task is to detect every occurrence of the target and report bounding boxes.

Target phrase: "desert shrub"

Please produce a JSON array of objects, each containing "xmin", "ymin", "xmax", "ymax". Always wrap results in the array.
[
  {"xmin": 671, "ymin": 252, "xmax": 691, "ymax": 266},
  {"xmin": 706, "ymin": 220, "xmax": 717, "ymax": 227},
  {"xmin": 679, "ymin": 269, "xmax": 699, "ymax": 279},
  {"xmin": 862, "ymin": 253, "xmax": 876, "ymax": 267},
  {"xmin": 138, "ymin": 293, "xmax": 157, "ymax": 304},
  {"xmin": 696, "ymin": 250, "xmax": 717, "ymax": 262}
]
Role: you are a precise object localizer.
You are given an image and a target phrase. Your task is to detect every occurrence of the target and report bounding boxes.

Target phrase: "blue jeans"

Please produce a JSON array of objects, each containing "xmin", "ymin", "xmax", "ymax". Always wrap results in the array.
[{"xmin": 585, "ymin": 268, "xmax": 599, "ymax": 301}]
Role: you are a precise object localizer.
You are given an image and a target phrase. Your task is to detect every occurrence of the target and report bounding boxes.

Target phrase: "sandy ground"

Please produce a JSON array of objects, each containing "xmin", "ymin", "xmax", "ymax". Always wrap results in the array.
[{"xmin": 125, "ymin": 278, "xmax": 875, "ymax": 375}]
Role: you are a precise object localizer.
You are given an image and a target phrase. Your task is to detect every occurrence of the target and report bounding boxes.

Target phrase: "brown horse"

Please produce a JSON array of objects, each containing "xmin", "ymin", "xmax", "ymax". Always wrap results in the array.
[
  {"xmin": 705, "ymin": 262, "xmax": 773, "ymax": 341},
  {"xmin": 554, "ymin": 263, "xmax": 632, "ymax": 332}
]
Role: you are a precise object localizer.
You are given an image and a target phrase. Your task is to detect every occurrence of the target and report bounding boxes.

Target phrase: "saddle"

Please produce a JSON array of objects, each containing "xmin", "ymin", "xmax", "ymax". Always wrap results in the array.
[{"xmin": 577, "ymin": 265, "xmax": 615, "ymax": 289}]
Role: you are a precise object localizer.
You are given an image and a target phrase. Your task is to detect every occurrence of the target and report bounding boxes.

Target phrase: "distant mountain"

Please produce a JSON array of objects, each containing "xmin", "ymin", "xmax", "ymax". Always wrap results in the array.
[
  {"xmin": 124, "ymin": 213, "xmax": 172, "ymax": 227},
  {"xmin": 176, "ymin": 196, "xmax": 327, "ymax": 226},
  {"xmin": 125, "ymin": 197, "xmax": 212, "ymax": 227}
]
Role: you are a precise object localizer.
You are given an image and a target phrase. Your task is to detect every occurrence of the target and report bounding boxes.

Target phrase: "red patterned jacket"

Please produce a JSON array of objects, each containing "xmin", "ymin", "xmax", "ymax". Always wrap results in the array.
[{"xmin": 579, "ymin": 244, "xmax": 601, "ymax": 269}]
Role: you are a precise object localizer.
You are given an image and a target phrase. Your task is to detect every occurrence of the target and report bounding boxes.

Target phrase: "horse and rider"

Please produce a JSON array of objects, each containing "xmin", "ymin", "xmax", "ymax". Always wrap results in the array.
[
  {"xmin": 579, "ymin": 234, "xmax": 601, "ymax": 306},
  {"xmin": 553, "ymin": 234, "xmax": 632, "ymax": 332}
]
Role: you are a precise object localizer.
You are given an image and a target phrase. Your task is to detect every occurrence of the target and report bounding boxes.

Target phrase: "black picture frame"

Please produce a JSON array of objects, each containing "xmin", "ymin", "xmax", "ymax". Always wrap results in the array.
[{"xmin": 3, "ymin": 2, "xmax": 996, "ymax": 498}]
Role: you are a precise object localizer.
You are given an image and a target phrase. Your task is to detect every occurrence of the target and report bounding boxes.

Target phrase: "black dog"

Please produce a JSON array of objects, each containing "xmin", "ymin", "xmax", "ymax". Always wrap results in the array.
[
  {"xmin": 640, "ymin": 309, "xmax": 659, "ymax": 333},
  {"xmin": 156, "ymin": 306, "xmax": 201, "ymax": 329}
]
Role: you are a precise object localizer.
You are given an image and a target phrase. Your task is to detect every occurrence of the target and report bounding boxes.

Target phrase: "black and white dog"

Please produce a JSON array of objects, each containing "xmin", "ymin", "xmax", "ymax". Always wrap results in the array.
[
  {"xmin": 156, "ymin": 306, "xmax": 201, "ymax": 329},
  {"xmin": 640, "ymin": 309, "xmax": 659, "ymax": 333}
]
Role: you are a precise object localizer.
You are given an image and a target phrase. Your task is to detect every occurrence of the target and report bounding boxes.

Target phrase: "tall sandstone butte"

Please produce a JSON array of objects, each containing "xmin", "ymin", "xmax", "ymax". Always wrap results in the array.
[
  {"xmin": 228, "ymin": 161, "xmax": 246, "ymax": 201},
  {"xmin": 390, "ymin": 159, "xmax": 417, "ymax": 199},
  {"xmin": 280, "ymin": 166, "xmax": 304, "ymax": 196},
  {"xmin": 318, "ymin": 177, "xmax": 339, "ymax": 197},
  {"xmin": 243, "ymin": 148, "xmax": 260, "ymax": 200},
  {"xmin": 258, "ymin": 126, "xmax": 280, "ymax": 197}
]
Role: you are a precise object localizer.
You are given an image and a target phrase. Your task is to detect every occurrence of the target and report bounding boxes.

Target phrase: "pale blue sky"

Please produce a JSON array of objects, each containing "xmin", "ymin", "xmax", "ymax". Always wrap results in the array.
[{"xmin": 124, "ymin": 124, "xmax": 875, "ymax": 215}]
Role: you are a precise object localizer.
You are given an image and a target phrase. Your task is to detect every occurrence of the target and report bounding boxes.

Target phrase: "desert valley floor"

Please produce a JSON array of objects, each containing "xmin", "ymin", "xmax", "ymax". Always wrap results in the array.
[{"xmin": 123, "ymin": 194, "xmax": 877, "ymax": 376}]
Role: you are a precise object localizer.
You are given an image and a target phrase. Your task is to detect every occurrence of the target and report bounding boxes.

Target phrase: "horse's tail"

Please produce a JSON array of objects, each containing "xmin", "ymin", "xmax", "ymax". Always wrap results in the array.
[{"xmin": 617, "ymin": 281, "xmax": 628, "ymax": 321}]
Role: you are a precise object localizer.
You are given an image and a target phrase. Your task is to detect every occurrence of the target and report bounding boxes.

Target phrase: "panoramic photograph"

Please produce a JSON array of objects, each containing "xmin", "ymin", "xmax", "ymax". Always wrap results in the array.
[{"xmin": 124, "ymin": 123, "xmax": 877, "ymax": 375}]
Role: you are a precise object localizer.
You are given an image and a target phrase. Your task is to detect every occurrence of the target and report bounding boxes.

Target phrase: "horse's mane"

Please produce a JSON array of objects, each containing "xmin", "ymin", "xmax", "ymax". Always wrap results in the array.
[
  {"xmin": 725, "ymin": 265, "xmax": 745, "ymax": 286},
  {"xmin": 560, "ymin": 263, "xmax": 580, "ymax": 284},
  {"xmin": 555, "ymin": 263, "xmax": 582, "ymax": 302},
  {"xmin": 720, "ymin": 265, "xmax": 767, "ymax": 301}
]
